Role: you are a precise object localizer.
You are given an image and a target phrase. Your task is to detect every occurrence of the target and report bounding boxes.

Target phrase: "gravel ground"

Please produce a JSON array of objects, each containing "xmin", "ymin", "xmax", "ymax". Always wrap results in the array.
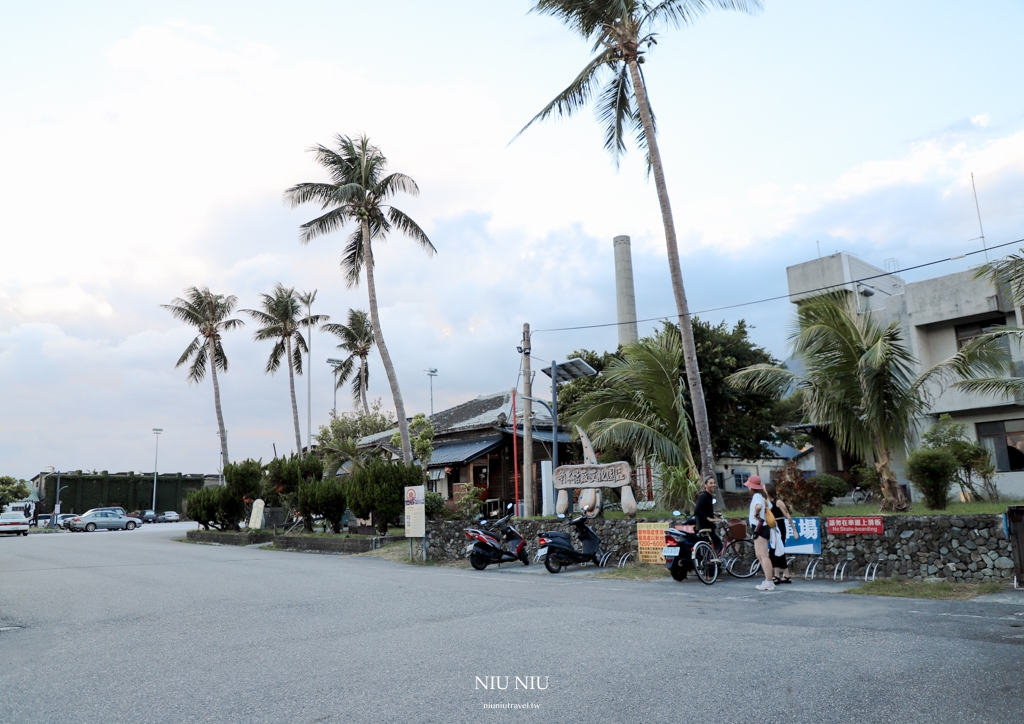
[{"xmin": 2, "ymin": 525, "xmax": 1023, "ymax": 724}]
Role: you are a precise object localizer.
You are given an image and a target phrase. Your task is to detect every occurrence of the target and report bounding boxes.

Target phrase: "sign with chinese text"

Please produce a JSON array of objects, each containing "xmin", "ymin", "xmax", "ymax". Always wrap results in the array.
[
  {"xmin": 404, "ymin": 485, "xmax": 425, "ymax": 538},
  {"xmin": 636, "ymin": 522, "xmax": 669, "ymax": 564},
  {"xmin": 826, "ymin": 516, "xmax": 884, "ymax": 535},
  {"xmin": 781, "ymin": 517, "xmax": 821, "ymax": 555},
  {"xmin": 553, "ymin": 462, "xmax": 631, "ymax": 489}
]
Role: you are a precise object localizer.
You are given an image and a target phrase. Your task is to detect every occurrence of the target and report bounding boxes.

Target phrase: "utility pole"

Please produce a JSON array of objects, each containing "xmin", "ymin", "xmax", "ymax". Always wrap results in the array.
[{"xmin": 521, "ymin": 324, "xmax": 534, "ymax": 517}]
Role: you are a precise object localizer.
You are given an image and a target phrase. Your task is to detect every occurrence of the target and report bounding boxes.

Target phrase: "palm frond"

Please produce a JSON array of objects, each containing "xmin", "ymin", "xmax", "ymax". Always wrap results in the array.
[
  {"xmin": 645, "ymin": 0, "xmax": 763, "ymax": 29},
  {"xmin": 513, "ymin": 49, "xmax": 612, "ymax": 142},
  {"xmin": 974, "ymin": 251, "xmax": 1024, "ymax": 308},
  {"xmin": 386, "ymin": 207, "xmax": 435, "ymax": 255}
]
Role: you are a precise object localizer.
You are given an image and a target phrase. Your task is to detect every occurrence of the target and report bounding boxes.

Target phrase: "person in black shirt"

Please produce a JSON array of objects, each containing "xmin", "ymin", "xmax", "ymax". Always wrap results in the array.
[{"xmin": 693, "ymin": 476, "xmax": 722, "ymax": 554}]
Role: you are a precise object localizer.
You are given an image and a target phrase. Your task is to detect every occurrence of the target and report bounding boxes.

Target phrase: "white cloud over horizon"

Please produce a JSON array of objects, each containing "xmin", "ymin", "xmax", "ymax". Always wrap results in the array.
[{"xmin": 2, "ymin": 5, "xmax": 1024, "ymax": 479}]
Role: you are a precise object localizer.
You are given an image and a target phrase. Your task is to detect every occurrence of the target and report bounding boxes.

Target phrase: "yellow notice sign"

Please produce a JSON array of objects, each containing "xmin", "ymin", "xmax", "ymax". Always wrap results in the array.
[{"xmin": 636, "ymin": 522, "xmax": 669, "ymax": 564}]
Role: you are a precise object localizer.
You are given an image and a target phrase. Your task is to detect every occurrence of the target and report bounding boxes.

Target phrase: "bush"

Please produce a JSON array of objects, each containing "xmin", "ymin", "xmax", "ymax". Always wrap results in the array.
[
  {"xmin": 186, "ymin": 486, "xmax": 244, "ymax": 531},
  {"xmin": 811, "ymin": 474, "xmax": 848, "ymax": 506},
  {"xmin": 658, "ymin": 465, "xmax": 701, "ymax": 512},
  {"xmin": 264, "ymin": 454, "xmax": 324, "ymax": 518},
  {"xmin": 298, "ymin": 478, "xmax": 347, "ymax": 533},
  {"xmin": 343, "ymin": 458, "xmax": 421, "ymax": 534},
  {"xmin": 904, "ymin": 448, "xmax": 958, "ymax": 510},
  {"xmin": 224, "ymin": 459, "xmax": 264, "ymax": 502},
  {"xmin": 425, "ymin": 491, "xmax": 446, "ymax": 519},
  {"xmin": 454, "ymin": 481, "xmax": 484, "ymax": 519},
  {"xmin": 776, "ymin": 462, "xmax": 821, "ymax": 516}
]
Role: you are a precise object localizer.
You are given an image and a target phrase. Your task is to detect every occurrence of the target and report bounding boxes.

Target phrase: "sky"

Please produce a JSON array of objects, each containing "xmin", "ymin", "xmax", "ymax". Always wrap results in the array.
[{"xmin": 2, "ymin": 1, "xmax": 1024, "ymax": 479}]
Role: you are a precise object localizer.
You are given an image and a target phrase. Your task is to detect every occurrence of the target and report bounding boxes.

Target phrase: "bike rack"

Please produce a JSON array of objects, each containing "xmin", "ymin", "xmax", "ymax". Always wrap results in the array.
[
  {"xmin": 617, "ymin": 552, "xmax": 633, "ymax": 568},
  {"xmin": 597, "ymin": 551, "xmax": 614, "ymax": 567},
  {"xmin": 864, "ymin": 561, "xmax": 882, "ymax": 582},
  {"xmin": 833, "ymin": 561, "xmax": 850, "ymax": 581},
  {"xmin": 804, "ymin": 557, "xmax": 823, "ymax": 580}
]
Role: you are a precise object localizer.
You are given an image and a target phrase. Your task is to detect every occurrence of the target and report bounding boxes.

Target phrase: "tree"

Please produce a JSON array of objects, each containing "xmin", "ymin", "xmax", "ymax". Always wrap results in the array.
[
  {"xmin": 921, "ymin": 415, "xmax": 998, "ymax": 502},
  {"xmin": 0, "ymin": 477, "xmax": 30, "ymax": 508},
  {"xmin": 243, "ymin": 284, "xmax": 327, "ymax": 458},
  {"xmin": 163, "ymin": 287, "xmax": 244, "ymax": 464},
  {"xmin": 392, "ymin": 413, "xmax": 434, "ymax": 471},
  {"xmin": 315, "ymin": 399, "xmax": 397, "ymax": 478},
  {"xmin": 323, "ymin": 309, "xmax": 375, "ymax": 415},
  {"xmin": 342, "ymin": 457, "xmax": 421, "ymax": 533},
  {"xmin": 223, "ymin": 459, "xmax": 264, "ymax": 502},
  {"xmin": 728, "ymin": 292, "xmax": 999, "ymax": 511},
  {"xmin": 561, "ymin": 320, "xmax": 797, "ymax": 462},
  {"xmin": 573, "ymin": 326, "xmax": 697, "ymax": 472},
  {"xmin": 285, "ymin": 134, "xmax": 435, "ymax": 464},
  {"xmin": 905, "ymin": 448, "xmax": 959, "ymax": 510},
  {"xmin": 518, "ymin": 0, "xmax": 762, "ymax": 478}
]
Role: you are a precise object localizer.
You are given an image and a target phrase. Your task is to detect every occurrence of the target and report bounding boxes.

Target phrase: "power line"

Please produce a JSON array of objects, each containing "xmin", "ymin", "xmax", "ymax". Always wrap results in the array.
[{"xmin": 534, "ymin": 236, "xmax": 1024, "ymax": 334}]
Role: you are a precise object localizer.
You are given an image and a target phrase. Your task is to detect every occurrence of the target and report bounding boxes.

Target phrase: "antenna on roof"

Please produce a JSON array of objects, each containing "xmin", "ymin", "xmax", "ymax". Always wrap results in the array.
[{"xmin": 970, "ymin": 173, "xmax": 988, "ymax": 263}]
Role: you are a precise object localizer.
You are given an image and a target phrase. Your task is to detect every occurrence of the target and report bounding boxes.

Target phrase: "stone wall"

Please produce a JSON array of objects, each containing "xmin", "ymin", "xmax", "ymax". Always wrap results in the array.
[
  {"xmin": 816, "ymin": 514, "xmax": 1014, "ymax": 582},
  {"xmin": 426, "ymin": 518, "xmax": 640, "ymax": 561}
]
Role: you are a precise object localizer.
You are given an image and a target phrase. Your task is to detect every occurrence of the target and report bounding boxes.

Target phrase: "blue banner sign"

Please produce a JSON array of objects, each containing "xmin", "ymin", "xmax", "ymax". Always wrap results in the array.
[{"xmin": 781, "ymin": 517, "xmax": 821, "ymax": 555}]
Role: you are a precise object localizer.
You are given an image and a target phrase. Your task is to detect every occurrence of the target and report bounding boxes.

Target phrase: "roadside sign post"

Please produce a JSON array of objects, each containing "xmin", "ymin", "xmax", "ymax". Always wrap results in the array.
[{"xmin": 405, "ymin": 485, "xmax": 426, "ymax": 562}]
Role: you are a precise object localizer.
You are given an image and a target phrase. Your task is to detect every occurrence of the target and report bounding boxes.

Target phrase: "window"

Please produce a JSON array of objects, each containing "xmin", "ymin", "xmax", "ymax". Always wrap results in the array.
[
  {"xmin": 732, "ymin": 471, "xmax": 751, "ymax": 490},
  {"xmin": 976, "ymin": 420, "xmax": 1024, "ymax": 472},
  {"xmin": 956, "ymin": 319, "xmax": 1004, "ymax": 350}
]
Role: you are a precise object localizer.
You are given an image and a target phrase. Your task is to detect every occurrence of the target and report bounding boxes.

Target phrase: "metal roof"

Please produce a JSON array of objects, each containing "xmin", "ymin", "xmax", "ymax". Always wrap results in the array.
[
  {"xmin": 427, "ymin": 436, "xmax": 503, "ymax": 467},
  {"xmin": 513, "ymin": 428, "xmax": 572, "ymax": 444}
]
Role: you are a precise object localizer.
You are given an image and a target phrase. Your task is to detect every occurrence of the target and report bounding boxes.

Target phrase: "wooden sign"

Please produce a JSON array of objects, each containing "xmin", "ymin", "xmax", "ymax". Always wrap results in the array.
[{"xmin": 553, "ymin": 462, "xmax": 631, "ymax": 489}]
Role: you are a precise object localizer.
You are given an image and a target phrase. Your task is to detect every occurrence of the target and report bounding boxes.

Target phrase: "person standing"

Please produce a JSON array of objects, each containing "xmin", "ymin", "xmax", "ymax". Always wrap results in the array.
[
  {"xmin": 693, "ymin": 476, "xmax": 722, "ymax": 554},
  {"xmin": 764, "ymin": 482, "xmax": 799, "ymax": 584},
  {"xmin": 744, "ymin": 476, "xmax": 774, "ymax": 591}
]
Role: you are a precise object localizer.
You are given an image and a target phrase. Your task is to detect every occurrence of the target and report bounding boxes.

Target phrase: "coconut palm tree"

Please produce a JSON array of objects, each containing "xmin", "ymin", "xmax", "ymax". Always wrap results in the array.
[
  {"xmin": 727, "ymin": 293, "xmax": 1002, "ymax": 511},
  {"xmin": 242, "ymin": 284, "xmax": 327, "ymax": 458},
  {"xmin": 162, "ymin": 286, "xmax": 244, "ymax": 464},
  {"xmin": 323, "ymin": 309, "xmax": 375, "ymax": 415},
  {"xmin": 297, "ymin": 289, "xmax": 328, "ymax": 456},
  {"xmin": 573, "ymin": 326, "xmax": 696, "ymax": 470},
  {"xmin": 516, "ymin": 0, "xmax": 761, "ymax": 478},
  {"xmin": 284, "ymin": 134, "xmax": 435, "ymax": 464}
]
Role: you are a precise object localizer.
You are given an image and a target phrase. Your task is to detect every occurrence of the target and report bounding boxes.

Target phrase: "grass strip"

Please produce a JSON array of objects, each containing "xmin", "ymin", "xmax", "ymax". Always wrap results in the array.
[{"xmin": 844, "ymin": 578, "xmax": 1005, "ymax": 600}]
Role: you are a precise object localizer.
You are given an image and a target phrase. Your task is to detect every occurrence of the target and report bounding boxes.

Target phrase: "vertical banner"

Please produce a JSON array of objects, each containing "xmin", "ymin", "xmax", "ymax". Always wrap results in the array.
[
  {"xmin": 781, "ymin": 517, "xmax": 821, "ymax": 555},
  {"xmin": 404, "ymin": 485, "xmax": 425, "ymax": 538}
]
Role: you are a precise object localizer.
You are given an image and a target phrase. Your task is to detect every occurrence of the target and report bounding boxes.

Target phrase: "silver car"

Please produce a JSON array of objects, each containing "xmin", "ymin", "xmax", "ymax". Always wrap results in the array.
[{"xmin": 69, "ymin": 511, "xmax": 142, "ymax": 532}]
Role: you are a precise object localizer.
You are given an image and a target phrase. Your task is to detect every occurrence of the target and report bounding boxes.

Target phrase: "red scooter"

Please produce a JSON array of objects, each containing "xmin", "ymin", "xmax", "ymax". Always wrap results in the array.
[{"xmin": 463, "ymin": 504, "xmax": 530, "ymax": 570}]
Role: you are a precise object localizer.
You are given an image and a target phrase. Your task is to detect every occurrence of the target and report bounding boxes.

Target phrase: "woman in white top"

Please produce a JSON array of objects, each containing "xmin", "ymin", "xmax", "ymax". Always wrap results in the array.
[{"xmin": 744, "ymin": 476, "xmax": 774, "ymax": 591}]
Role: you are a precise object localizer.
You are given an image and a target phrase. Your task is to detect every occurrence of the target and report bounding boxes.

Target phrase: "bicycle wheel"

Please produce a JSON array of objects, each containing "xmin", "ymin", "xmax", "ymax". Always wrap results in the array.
[
  {"xmin": 692, "ymin": 541, "xmax": 719, "ymax": 585},
  {"xmin": 723, "ymin": 539, "xmax": 760, "ymax": 579}
]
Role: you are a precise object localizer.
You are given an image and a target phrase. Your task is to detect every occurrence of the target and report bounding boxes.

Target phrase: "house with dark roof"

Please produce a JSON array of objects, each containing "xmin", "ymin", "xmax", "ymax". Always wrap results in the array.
[
  {"xmin": 357, "ymin": 391, "xmax": 570, "ymax": 514},
  {"xmin": 713, "ymin": 443, "xmax": 816, "ymax": 493}
]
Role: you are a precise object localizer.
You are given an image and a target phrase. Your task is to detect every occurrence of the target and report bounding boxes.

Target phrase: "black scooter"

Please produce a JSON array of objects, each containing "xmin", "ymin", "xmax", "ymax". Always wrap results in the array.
[
  {"xmin": 463, "ymin": 504, "xmax": 530, "ymax": 570},
  {"xmin": 662, "ymin": 511, "xmax": 700, "ymax": 581},
  {"xmin": 538, "ymin": 510, "xmax": 603, "ymax": 573}
]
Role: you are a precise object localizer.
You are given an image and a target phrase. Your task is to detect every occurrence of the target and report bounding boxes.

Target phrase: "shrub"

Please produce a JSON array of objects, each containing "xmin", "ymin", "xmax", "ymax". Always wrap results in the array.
[
  {"xmin": 224, "ymin": 459, "xmax": 264, "ymax": 502},
  {"xmin": 658, "ymin": 465, "xmax": 701, "ymax": 513},
  {"xmin": 425, "ymin": 491, "xmax": 446, "ymax": 519},
  {"xmin": 186, "ymin": 487, "xmax": 218, "ymax": 530},
  {"xmin": 776, "ymin": 461, "xmax": 821, "ymax": 516},
  {"xmin": 298, "ymin": 478, "xmax": 347, "ymax": 533},
  {"xmin": 904, "ymin": 448, "xmax": 958, "ymax": 510},
  {"xmin": 454, "ymin": 481, "xmax": 484, "ymax": 519},
  {"xmin": 186, "ymin": 486, "xmax": 244, "ymax": 531},
  {"xmin": 811, "ymin": 474, "xmax": 848, "ymax": 506},
  {"xmin": 343, "ymin": 458, "xmax": 421, "ymax": 534}
]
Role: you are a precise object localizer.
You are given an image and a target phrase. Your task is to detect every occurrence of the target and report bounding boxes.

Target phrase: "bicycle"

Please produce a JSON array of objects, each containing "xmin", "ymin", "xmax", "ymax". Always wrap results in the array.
[
  {"xmin": 690, "ymin": 518, "xmax": 760, "ymax": 585},
  {"xmin": 851, "ymin": 487, "xmax": 875, "ymax": 505}
]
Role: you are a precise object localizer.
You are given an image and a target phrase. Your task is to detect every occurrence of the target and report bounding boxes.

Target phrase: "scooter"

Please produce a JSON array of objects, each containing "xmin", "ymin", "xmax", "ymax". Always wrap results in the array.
[
  {"xmin": 463, "ymin": 504, "xmax": 530, "ymax": 570},
  {"xmin": 538, "ymin": 509, "xmax": 603, "ymax": 574},
  {"xmin": 662, "ymin": 511, "xmax": 700, "ymax": 581}
]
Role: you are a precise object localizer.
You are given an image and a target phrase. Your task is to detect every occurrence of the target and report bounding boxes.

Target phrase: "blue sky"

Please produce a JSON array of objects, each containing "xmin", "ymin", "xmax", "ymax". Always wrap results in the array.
[{"xmin": 2, "ymin": 1, "xmax": 1024, "ymax": 478}]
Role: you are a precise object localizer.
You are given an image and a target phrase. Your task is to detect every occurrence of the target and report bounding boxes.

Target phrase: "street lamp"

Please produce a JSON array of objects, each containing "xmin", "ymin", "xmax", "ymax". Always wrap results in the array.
[
  {"xmin": 152, "ymin": 428, "xmax": 163, "ymax": 511},
  {"xmin": 40, "ymin": 468, "xmax": 60, "ymax": 528},
  {"xmin": 54, "ymin": 475, "xmax": 69, "ymax": 528},
  {"xmin": 327, "ymin": 358, "xmax": 345, "ymax": 416},
  {"xmin": 425, "ymin": 368, "xmax": 438, "ymax": 415}
]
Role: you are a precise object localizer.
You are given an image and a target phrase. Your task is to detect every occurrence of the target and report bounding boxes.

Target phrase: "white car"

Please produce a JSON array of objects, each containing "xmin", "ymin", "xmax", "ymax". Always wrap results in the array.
[
  {"xmin": 158, "ymin": 511, "xmax": 180, "ymax": 523},
  {"xmin": 0, "ymin": 512, "xmax": 30, "ymax": 536}
]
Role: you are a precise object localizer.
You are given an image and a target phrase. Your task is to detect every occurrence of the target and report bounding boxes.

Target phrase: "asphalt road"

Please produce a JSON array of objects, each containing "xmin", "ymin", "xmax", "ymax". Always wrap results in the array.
[{"xmin": 2, "ymin": 525, "xmax": 1023, "ymax": 724}]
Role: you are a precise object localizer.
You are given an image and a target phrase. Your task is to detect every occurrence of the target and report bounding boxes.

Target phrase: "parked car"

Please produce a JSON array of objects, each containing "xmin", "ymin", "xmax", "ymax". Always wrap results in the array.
[
  {"xmin": 157, "ymin": 511, "xmax": 180, "ymax": 523},
  {"xmin": 0, "ymin": 512, "xmax": 30, "ymax": 536},
  {"xmin": 57, "ymin": 514, "xmax": 78, "ymax": 529},
  {"xmin": 138, "ymin": 510, "xmax": 157, "ymax": 524},
  {"xmin": 34, "ymin": 514, "xmax": 53, "ymax": 528},
  {"xmin": 83, "ymin": 506, "xmax": 127, "ymax": 517},
  {"xmin": 68, "ymin": 511, "xmax": 141, "ymax": 532}
]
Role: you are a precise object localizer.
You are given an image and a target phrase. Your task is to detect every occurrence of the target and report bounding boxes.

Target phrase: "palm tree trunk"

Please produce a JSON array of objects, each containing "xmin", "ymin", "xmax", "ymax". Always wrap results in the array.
[
  {"xmin": 208, "ymin": 335, "xmax": 230, "ymax": 466},
  {"xmin": 359, "ymin": 356, "xmax": 370, "ymax": 415},
  {"xmin": 362, "ymin": 218, "xmax": 413, "ymax": 463},
  {"xmin": 306, "ymin": 310, "xmax": 312, "ymax": 459},
  {"xmin": 875, "ymin": 449, "xmax": 909, "ymax": 512},
  {"xmin": 286, "ymin": 334, "xmax": 303, "ymax": 457},
  {"xmin": 627, "ymin": 58, "xmax": 715, "ymax": 478}
]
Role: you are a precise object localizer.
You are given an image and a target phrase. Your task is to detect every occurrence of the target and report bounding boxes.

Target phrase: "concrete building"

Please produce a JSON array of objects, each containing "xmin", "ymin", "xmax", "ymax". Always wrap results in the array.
[{"xmin": 787, "ymin": 252, "xmax": 1024, "ymax": 499}]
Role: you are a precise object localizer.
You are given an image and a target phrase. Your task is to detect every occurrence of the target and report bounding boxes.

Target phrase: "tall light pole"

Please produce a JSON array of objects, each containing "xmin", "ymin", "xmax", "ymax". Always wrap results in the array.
[
  {"xmin": 327, "ymin": 358, "xmax": 344, "ymax": 417},
  {"xmin": 425, "ymin": 368, "xmax": 438, "ymax": 415},
  {"xmin": 152, "ymin": 428, "xmax": 163, "ymax": 511}
]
